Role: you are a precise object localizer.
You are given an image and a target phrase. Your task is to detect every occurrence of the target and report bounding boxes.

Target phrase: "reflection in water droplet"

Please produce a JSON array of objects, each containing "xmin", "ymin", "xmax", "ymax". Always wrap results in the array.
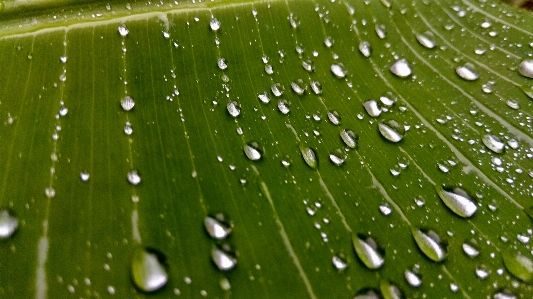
[
  {"xmin": 436, "ymin": 186, "xmax": 477, "ymax": 218},
  {"xmin": 0, "ymin": 209, "xmax": 18, "ymax": 239},
  {"xmin": 210, "ymin": 18, "xmax": 221, "ymax": 31},
  {"xmin": 330, "ymin": 64, "xmax": 347, "ymax": 78},
  {"xmin": 127, "ymin": 170, "xmax": 141, "ymax": 185},
  {"xmin": 310, "ymin": 81, "xmax": 322, "ymax": 95},
  {"xmin": 412, "ymin": 228, "xmax": 447, "ymax": 262},
  {"xmin": 243, "ymin": 143, "xmax": 262, "ymax": 161},
  {"xmin": 329, "ymin": 149, "xmax": 346, "ymax": 166},
  {"xmin": 226, "ymin": 101, "xmax": 241, "ymax": 117},
  {"xmin": 271, "ymin": 83, "xmax": 284, "ymax": 97},
  {"xmin": 390, "ymin": 59, "xmax": 412, "ymax": 78},
  {"xmin": 340, "ymin": 129, "xmax": 358, "ymax": 149},
  {"xmin": 456, "ymin": 63, "xmax": 479, "ymax": 81},
  {"xmin": 364, "ymin": 100, "xmax": 382, "ymax": 117},
  {"xmin": 327, "ymin": 111, "xmax": 341, "ymax": 126},
  {"xmin": 359, "ymin": 41, "xmax": 372, "ymax": 57},
  {"xmin": 352, "ymin": 234, "xmax": 385, "ymax": 269},
  {"xmin": 204, "ymin": 213, "xmax": 233, "ymax": 240},
  {"xmin": 482, "ymin": 134, "xmax": 505, "ymax": 154},
  {"xmin": 258, "ymin": 92, "xmax": 270, "ymax": 104},
  {"xmin": 277, "ymin": 100, "xmax": 291, "ymax": 115},
  {"xmin": 217, "ymin": 58, "xmax": 228, "ymax": 70},
  {"xmin": 300, "ymin": 145, "xmax": 318, "ymax": 170},
  {"xmin": 211, "ymin": 243, "xmax": 237, "ymax": 271},
  {"xmin": 291, "ymin": 79, "xmax": 306, "ymax": 95},
  {"xmin": 502, "ymin": 252, "xmax": 533, "ymax": 283},
  {"xmin": 80, "ymin": 172, "xmax": 90, "ymax": 182},
  {"xmin": 118, "ymin": 24, "xmax": 129, "ymax": 36},
  {"xmin": 131, "ymin": 247, "xmax": 168, "ymax": 293},
  {"xmin": 332, "ymin": 255, "xmax": 348, "ymax": 270},
  {"xmin": 121, "ymin": 96, "xmax": 135, "ymax": 111},
  {"xmin": 518, "ymin": 60, "xmax": 533, "ymax": 79},
  {"xmin": 416, "ymin": 31, "xmax": 436, "ymax": 49},
  {"xmin": 378, "ymin": 120, "xmax": 404, "ymax": 143}
]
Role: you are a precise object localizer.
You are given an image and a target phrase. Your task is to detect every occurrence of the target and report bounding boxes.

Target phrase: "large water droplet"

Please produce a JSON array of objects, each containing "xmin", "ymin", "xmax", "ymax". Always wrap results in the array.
[
  {"xmin": 327, "ymin": 110, "xmax": 341, "ymax": 126},
  {"xmin": 291, "ymin": 79, "xmax": 307, "ymax": 95},
  {"xmin": 0, "ymin": 209, "xmax": 18, "ymax": 239},
  {"xmin": 364, "ymin": 100, "xmax": 382, "ymax": 117},
  {"xmin": 226, "ymin": 101, "xmax": 241, "ymax": 117},
  {"xmin": 416, "ymin": 31, "xmax": 436, "ymax": 49},
  {"xmin": 243, "ymin": 143, "xmax": 262, "ymax": 161},
  {"xmin": 127, "ymin": 170, "xmax": 141, "ymax": 185},
  {"xmin": 436, "ymin": 186, "xmax": 477, "ymax": 218},
  {"xmin": 271, "ymin": 83, "xmax": 284, "ymax": 97},
  {"xmin": 518, "ymin": 60, "xmax": 533, "ymax": 79},
  {"xmin": 380, "ymin": 280, "xmax": 403, "ymax": 299},
  {"xmin": 390, "ymin": 59, "xmax": 412, "ymax": 78},
  {"xmin": 404, "ymin": 269, "xmax": 422, "ymax": 288},
  {"xmin": 211, "ymin": 243, "xmax": 237, "ymax": 271},
  {"xmin": 352, "ymin": 234, "xmax": 385, "ymax": 269},
  {"xmin": 118, "ymin": 24, "xmax": 129, "ymax": 36},
  {"xmin": 482, "ymin": 134, "xmax": 505, "ymax": 154},
  {"xmin": 329, "ymin": 149, "xmax": 347, "ymax": 166},
  {"xmin": 300, "ymin": 145, "xmax": 318, "ymax": 170},
  {"xmin": 121, "ymin": 96, "xmax": 135, "ymax": 111},
  {"xmin": 378, "ymin": 120, "xmax": 404, "ymax": 143},
  {"xmin": 412, "ymin": 228, "xmax": 447, "ymax": 262},
  {"xmin": 131, "ymin": 247, "xmax": 168, "ymax": 293},
  {"xmin": 456, "ymin": 63, "xmax": 479, "ymax": 81},
  {"xmin": 502, "ymin": 252, "xmax": 533, "ymax": 283},
  {"xmin": 277, "ymin": 99, "xmax": 291, "ymax": 115},
  {"xmin": 204, "ymin": 213, "xmax": 233, "ymax": 240},
  {"xmin": 331, "ymin": 64, "xmax": 347, "ymax": 78},
  {"xmin": 359, "ymin": 41, "xmax": 372, "ymax": 57},
  {"xmin": 210, "ymin": 18, "xmax": 221, "ymax": 31},
  {"xmin": 340, "ymin": 129, "xmax": 358, "ymax": 149}
]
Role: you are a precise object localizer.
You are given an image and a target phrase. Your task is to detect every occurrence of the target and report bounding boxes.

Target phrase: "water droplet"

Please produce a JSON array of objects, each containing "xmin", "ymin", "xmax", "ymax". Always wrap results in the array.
[
  {"xmin": 456, "ymin": 63, "xmax": 479, "ymax": 81},
  {"xmin": 0, "ymin": 209, "xmax": 18, "ymax": 239},
  {"xmin": 327, "ymin": 110, "xmax": 341, "ymax": 125},
  {"xmin": 462, "ymin": 241, "xmax": 480, "ymax": 257},
  {"xmin": 493, "ymin": 290, "xmax": 517, "ymax": 299},
  {"xmin": 482, "ymin": 134, "xmax": 505, "ymax": 154},
  {"xmin": 59, "ymin": 55, "xmax": 67, "ymax": 63},
  {"xmin": 124, "ymin": 122, "xmax": 133, "ymax": 135},
  {"xmin": 219, "ymin": 277, "xmax": 231, "ymax": 291},
  {"xmin": 45, "ymin": 187, "xmax": 55, "ymax": 198},
  {"xmin": 118, "ymin": 24, "xmax": 129, "ymax": 36},
  {"xmin": 364, "ymin": 100, "xmax": 382, "ymax": 117},
  {"xmin": 340, "ymin": 129, "xmax": 358, "ymax": 149},
  {"xmin": 58, "ymin": 106, "xmax": 68, "ymax": 117},
  {"xmin": 264, "ymin": 64, "xmax": 273, "ymax": 75},
  {"xmin": 243, "ymin": 143, "xmax": 262, "ymax": 161},
  {"xmin": 80, "ymin": 172, "xmax": 90, "ymax": 182},
  {"xmin": 379, "ymin": 203, "xmax": 392, "ymax": 215},
  {"xmin": 302, "ymin": 60, "xmax": 315, "ymax": 72},
  {"xmin": 379, "ymin": 92, "xmax": 397, "ymax": 107},
  {"xmin": 300, "ymin": 145, "xmax": 318, "ymax": 170},
  {"xmin": 324, "ymin": 36, "xmax": 334, "ymax": 48},
  {"xmin": 288, "ymin": 13, "xmax": 300, "ymax": 29},
  {"xmin": 506, "ymin": 99, "xmax": 520, "ymax": 110},
  {"xmin": 378, "ymin": 120, "xmax": 404, "ymax": 143},
  {"xmin": 131, "ymin": 247, "xmax": 168, "ymax": 293},
  {"xmin": 375, "ymin": 24, "xmax": 387, "ymax": 39},
  {"xmin": 271, "ymin": 83, "xmax": 284, "ymax": 97},
  {"xmin": 518, "ymin": 60, "xmax": 533, "ymax": 79},
  {"xmin": 258, "ymin": 92, "xmax": 270, "ymax": 104},
  {"xmin": 277, "ymin": 100, "xmax": 291, "ymax": 115},
  {"xmin": 217, "ymin": 58, "xmax": 227, "ymax": 70},
  {"xmin": 353, "ymin": 288, "xmax": 380, "ymax": 299},
  {"xmin": 380, "ymin": 280, "xmax": 404, "ymax": 299},
  {"xmin": 226, "ymin": 101, "xmax": 241, "ymax": 117},
  {"xmin": 416, "ymin": 31, "xmax": 436, "ymax": 49},
  {"xmin": 310, "ymin": 81, "xmax": 322, "ymax": 95},
  {"xmin": 359, "ymin": 41, "xmax": 372, "ymax": 57},
  {"xmin": 121, "ymin": 96, "xmax": 135, "ymax": 111},
  {"xmin": 502, "ymin": 252, "xmax": 533, "ymax": 283},
  {"xmin": 291, "ymin": 79, "xmax": 306, "ymax": 95},
  {"xmin": 127, "ymin": 170, "xmax": 141, "ymax": 185},
  {"xmin": 332, "ymin": 254, "xmax": 348, "ymax": 270},
  {"xmin": 329, "ymin": 149, "xmax": 346, "ymax": 166},
  {"xmin": 436, "ymin": 186, "xmax": 477, "ymax": 218},
  {"xmin": 210, "ymin": 18, "xmax": 221, "ymax": 31},
  {"xmin": 482, "ymin": 82, "xmax": 494, "ymax": 94},
  {"xmin": 412, "ymin": 228, "xmax": 447, "ymax": 262},
  {"xmin": 211, "ymin": 243, "xmax": 237, "ymax": 271},
  {"xmin": 352, "ymin": 234, "xmax": 385, "ymax": 269},
  {"xmin": 331, "ymin": 64, "xmax": 347, "ymax": 78},
  {"xmin": 404, "ymin": 269, "xmax": 422, "ymax": 287},
  {"xmin": 204, "ymin": 213, "xmax": 233, "ymax": 240},
  {"xmin": 390, "ymin": 59, "xmax": 412, "ymax": 78},
  {"xmin": 475, "ymin": 265, "xmax": 490, "ymax": 279},
  {"xmin": 521, "ymin": 85, "xmax": 533, "ymax": 100}
]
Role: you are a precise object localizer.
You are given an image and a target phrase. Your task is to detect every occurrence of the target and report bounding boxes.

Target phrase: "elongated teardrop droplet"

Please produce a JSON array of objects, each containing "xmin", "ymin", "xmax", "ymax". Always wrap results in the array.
[
  {"xmin": 378, "ymin": 120, "xmax": 404, "ymax": 143},
  {"xmin": 436, "ymin": 186, "xmax": 477, "ymax": 218},
  {"xmin": 211, "ymin": 243, "xmax": 237, "ymax": 271},
  {"xmin": 518, "ymin": 60, "xmax": 533, "ymax": 79},
  {"xmin": 482, "ymin": 134, "xmax": 505, "ymax": 154},
  {"xmin": 340, "ymin": 129, "xmax": 358, "ymax": 149},
  {"xmin": 331, "ymin": 64, "xmax": 347, "ymax": 78},
  {"xmin": 204, "ymin": 213, "xmax": 233, "ymax": 240},
  {"xmin": 390, "ymin": 59, "xmax": 412, "ymax": 78},
  {"xmin": 364, "ymin": 100, "xmax": 382, "ymax": 117},
  {"xmin": 0, "ymin": 209, "xmax": 18, "ymax": 239},
  {"xmin": 300, "ymin": 145, "xmax": 318, "ymax": 170},
  {"xmin": 243, "ymin": 143, "xmax": 262, "ymax": 161},
  {"xmin": 404, "ymin": 269, "xmax": 422, "ymax": 287},
  {"xmin": 131, "ymin": 247, "xmax": 169, "ymax": 293},
  {"xmin": 359, "ymin": 41, "xmax": 372, "ymax": 57},
  {"xmin": 456, "ymin": 63, "xmax": 479, "ymax": 81},
  {"xmin": 380, "ymin": 280, "xmax": 404, "ymax": 299},
  {"xmin": 412, "ymin": 228, "xmax": 447, "ymax": 262},
  {"xmin": 352, "ymin": 234, "xmax": 385, "ymax": 269},
  {"xmin": 502, "ymin": 252, "xmax": 533, "ymax": 283},
  {"xmin": 416, "ymin": 31, "xmax": 436, "ymax": 49}
]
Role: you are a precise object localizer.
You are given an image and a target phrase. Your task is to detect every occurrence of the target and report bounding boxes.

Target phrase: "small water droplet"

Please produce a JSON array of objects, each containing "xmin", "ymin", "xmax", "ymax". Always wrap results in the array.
[
  {"xmin": 243, "ymin": 143, "xmax": 262, "ymax": 161},
  {"xmin": 127, "ymin": 170, "xmax": 141, "ymax": 185},
  {"xmin": 436, "ymin": 186, "xmax": 477, "ymax": 218},
  {"xmin": 330, "ymin": 64, "xmax": 347, "ymax": 78},
  {"xmin": 211, "ymin": 243, "xmax": 237, "ymax": 271},
  {"xmin": 0, "ymin": 209, "xmax": 18, "ymax": 239},
  {"xmin": 324, "ymin": 36, "xmax": 334, "ymax": 48},
  {"xmin": 412, "ymin": 228, "xmax": 447, "ymax": 262},
  {"xmin": 217, "ymin": 58, "xmax": 227, "ymax": 70},
  {"xmin": 271, "ymin": 83, "xmax": 284, "ymax": 97},
  {"xmin": 264, "ymin": 64, "xmax": 273, "ymax": 75},
  {"xmin": 58, "ymin": 106, "xmax": 68, "ymax": 117},
  {"xmin": 291, "ymin": 79, "xmax": 307, "ymax": 95},
  {"xmin": 45, "ymin": 187, "xmax": 55, "ymax": 198},
  {"xmin": 352, "ymin": 234, "xmax": 385, "ymax": 269},
  {"xmin": 118, "ymin": 24, "xmax": 129, "ymax": 36},
  {"xmin": 258, "ymin": 92, "xmax": 270, "ymax": 104},
  {"xmin": 404, "ymin": 269, "xmax": 422, "ymax": 287},
  {"xmin": 353, "ymin": 288, "xmax": 380, "ymax": 299},
  {"xmin": 340, "ymin": 129, "xmax": 358, "ymax": 149},
  {"xmin": 493, "ymin": 290, "xmax": 517, "ymax": 299},
  {"xmin": 416, "ymin": 31, "xmax": 436, "ymax": 49},
  {"xmin": 210, "ymin": 18, "xmax": 221, "ymax": 31},
  {"xmin": 300, "ymin": 145, "xmax": 318, "ymax": 170},
  {"xmin": 379, "ymin": 91, "xmax": 397, "ymax": 107},
  {"xmin": 332, "ymin": 254, "xmax": 348, "ymax": 270},
  {"xmin": 379, "ymin": 203, "xmax": 392, "ymax": 215},
  {"xmin": 482, "ymin": 134, "xmax": 505, "ymax": 154},
  {"xmin": 456, "ymin": 63, "xmax": 479, "ymax": 81},
  {"xmin": 121, "ymin": 96, "xmax": 135, "ymax": 111},
  {"xmin": 204, "ymin": 213, "xmax": 233, "ymax": 240},
  {"xmin": 226, "ymin": 101, "xmax": 241, "ymax": 117},
  {"xmin": 375, "ymin": 24, "xmax": 387, "ymax": 39},
  {"xmin": 475, "ymin": 265, "xmax": 490, "ymax": 279},
  {"xmin": 277, "ymin": 100, "xmax": 291, "ymax": 115},
  {"xmin": 327, "ymin": 110, "xmax": 341, "ymax": 126},
  {"xmin": 131, "ymin": 247, "xmax": 168, "ymax": 293},
  {"xmin": 364, "ymin": 100, "xmax": 382, "ymax": 117},
  {"xmin": 506, "ymin": 99, "xmax": 520, "ymax": 110},
  {"xmin": 380, "ymin": 280, "xmax": 403, "ymax": 299},
  {"xmin": 59, "ymin": 55, "xmax": 67, "ymax": 63},
  {"xmin": 359, "ymin": 41, "xmax": 372, "ymax": 57},
  {"xmin": 482, "ymin": 82, "xmax": 494, "ymax": 93},
  {"xmin": 518, "ymin": 60, "xmax": 533, "ymax": 79},
  {"xmin": 288, "ymin": 13, "xmax": 300, "ymax": 29},
  {"xmin": 390, "ymin": 59, "xmax": 412, "ymax": 78},
  {"xmin": 80, "ymin": 172, "xmax": 90, "ymax": 182},
  {"xmin": 310, "ymin": 81, "xmax": 322, "ymax": 95},
  {"xmin": 502, "ymin": 252, "xmax": 533, "ymax": 283},
  {"xmin": 124, "ymin": 122, "xmax": 133, "ymax": 135},
  {"xmin": 378, "ymin": 120, "xmax": 405, "ymax": 143},
  {"xmin": 302, "ymin": 60, "xmax": 315, "ymax": 72},
  {"xmin": 329, "ymin": 149, "xmax": 346, "ymax": 166}
]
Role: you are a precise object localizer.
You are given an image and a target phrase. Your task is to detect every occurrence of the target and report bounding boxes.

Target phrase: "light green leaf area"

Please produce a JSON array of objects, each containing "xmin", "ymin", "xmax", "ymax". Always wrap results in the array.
[{"xmin": 1, "ymin": 0, "xmax": 533, "ymax": 298}]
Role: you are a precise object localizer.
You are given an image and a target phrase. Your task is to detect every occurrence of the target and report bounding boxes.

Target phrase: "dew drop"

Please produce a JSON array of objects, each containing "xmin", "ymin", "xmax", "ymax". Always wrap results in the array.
[
  {"xmin": 226, "ymin": 101, "xmax": 241, "ymax": 117},
  {"xmin": 482, "ymin": 134, "xmax": 505, "ymax": 154},
  {"xmin": 204, "ymin": 213, "xmax": 233, "ymax": 240},
  {"xmin": 258, "ymin": 92, "xmax": 270, "ymax": 104},
  {"xmin": 462, "ymin": 241, "xmax": 480, "ymax": 258},
  {"xmin": 131, "ymin": 247, "xmax": 168, "ymax": 293},
  {"xmin": 379, "ymin": 203, "xmax": 392, "ymax": 216},
  {"xmin": 416, "ymin": 31, "xmax": 436, "ymax": 49},
  {"xmin": 271, "ymin": 83, "xmax": 284, "ymax": 97},
  {"xmin": 121, "ymin": 96, "xmax": 135, "ymax": 111},
  {"xmin": 330, "ymin": 64, "xmax": 347, "ymax": 78},
  {"xmin": 379, "ymin": 92, "xmax": 397, "ymax": 107},
  {"xmin": 302, "ymin": 60, "xmax": 315, "ymax": 72},
  {"xmin": 127, "ymin": 170, "xmax": 141, "ymax": 185},
  {"xmin": 45, "ymin": 187, "xmax": 55, "ymax": 198},
  {"xmin": 217, "ymin": 58, "xmax": 228, "ymax": 70},
  {"xmin": 80, "ymin": 172, "xmax": 90, "ymax": 182},
  {"xmin": 288, "ymin": 13, "xmax": 300, "ymax": 29},
  {"xmin": 493, "ymin": 290, "xmax": 517, "ymax": 299},
  {"xmin": 412, "ymin": 228, "xmax": 447, "ymax": 262},
  {"xmin": 353, "ymin": 288, "xmax": 380, "ymax": 299},
  {"xmin": 456, "ymin": 63, "xmax": 479, "ymax": 81},
  {"xmin": 378, "ymin": 120, "xmax": 404, "ymax": 143},
  {"xmin": 352, "ymin": 234, "xmax": 385, "ymax": 269},
  {"xmin": 118, "ymin": 24, "xmax": 129, "ymax": 36},
  {"xmin": 482, "ymin": 82, "xmax": 494, "ymax": 94},
  {"xmin": 264, "ymin": 64, "xmax": 273, "ymax": 75},
  {"xmin": 124, "ymin": 122, "xmax": 133, "ymax": 135},
  {"xmin": 332, "ymin": 255, "xmax": 348, "ymax": 270},
  {"xmin": 324, "ymin": 36, "xmax": 334, "ymax": 48},
  {"xmin": 300, "ymin": 145, "xmax": 318, "ymax": 170},
  {"xmin": 0, "ymin": 209, "xmax": 18, "ymax": 239},
  {"xmin": 211, "ymin": 243, "xmax": 237, "ymax": 271},
  {"xmin": 58, "ymin": 106, "xmax": 68, "ymax": 117},
  {"xmin": 475, "ymin": 265, "xmax": 490, "ymax": 279},
  {"xmin": 380, "ymin": 280, "xmax": 403, "ymax": 299},
  {"xmin": 329, "ymin": 149, "xmax": 346, "ymax": 166},
  {"xmin": 390, "ymin": 59, "xmax": 412, "ymax": 78},
  {"xmin": 363, "ymin": 100, "xmax": 382, "ymax": 117},
  {"xmin": 210, "ymin": 18, "xmax": 221, "ymax": 31},
  {"xmin": 243, "ymin": 143, "xmax": 262, "ymax": 161},
  {"xmin": 436, "ymin": 186, "xmax": 477, "ymax": 218},
  {"xmin": 340, "ymin": 129, "xmax": 358, "ymax": 149},
  {"xmin": 375, "ymin": 24, "xmax": 387, "ymax": 39},
  {"xmin": 502, "ymin": 252, "xmax": 533, "ymax": 283},
  {"xmin": 59, "ymin": 55, "xmax": 67, "ymax": 63},
  {"xmin": 310, "ymin": 81, "xmax": 322, "ymax": 95},
  {"xmin": 327, "ymin": 110, "xmax": 341, "ymax": 126},
  {"xmin": 277, "ymin": 100, "xmax": 291, "ymax": 115},
  {"xmin": 291, "ymin": 79, "xmax": 307, "ymax": 95},
  {"xmin": 359, "ymin": 41, "xmax": 372, "ymax": 57},
  {"xmin": 404, "ymin": 269, "xmax": 422, "ymax": 288},
  {"xmin": 518, "ymin": 60, "xmax": 533, "ymax": 79}
]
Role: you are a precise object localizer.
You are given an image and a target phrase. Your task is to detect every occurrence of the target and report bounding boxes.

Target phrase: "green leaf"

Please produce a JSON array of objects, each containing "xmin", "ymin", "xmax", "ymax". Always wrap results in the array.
[{"xmin": 1, "ymin": 0, "xmax": 533, "ymax": 298}]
